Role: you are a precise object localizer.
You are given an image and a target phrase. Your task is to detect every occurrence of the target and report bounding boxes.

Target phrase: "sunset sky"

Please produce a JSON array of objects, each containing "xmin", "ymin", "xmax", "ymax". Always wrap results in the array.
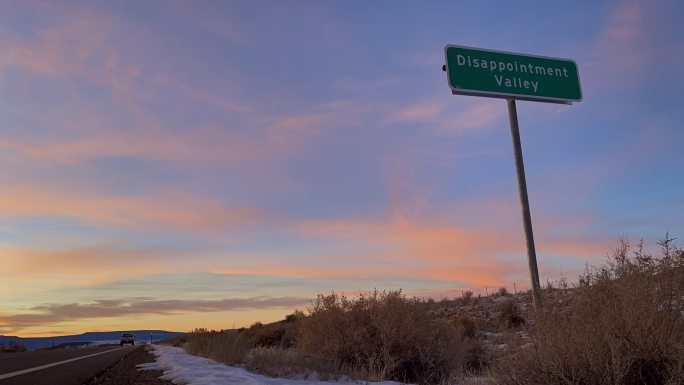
[{"xmin": 1, "ymin": 1, "xmax": 683, "ymax": 337}]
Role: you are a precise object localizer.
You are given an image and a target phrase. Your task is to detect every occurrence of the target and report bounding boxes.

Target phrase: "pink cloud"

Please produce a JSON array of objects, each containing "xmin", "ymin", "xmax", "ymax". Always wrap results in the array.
[
  {"xmin": 386, "ymin": 97, "xmax": 505, "ymax": 137},
  {"xmin": 446, "ymin": 102, "xmax": 504, "ymax": 133},
  {"xmin": 0, "ymin": 4, "xmax": 250, "ymax": 119},
  {"xmin": 268, "ymin": 112, "xmax": 335, "ymax": 137},
  {"xmin": 150, "ymin": 73, "xmax": 251, "ymax": 114},
  {"xmin": 285, "ymin": 200, "xmax": 610, "ymax": 289},
  {"xmin": 0, "ymin": 243, "xmax": 186, "ymax": 279},
  {"xmin": 394, "ymin": 100, "xmax": 446, "ymax": 122},
  {"xmin": 0, "ymin": 126, "xmax": 276, "ymax": 165},
  {"xmin": 0, "ymin": 10, "xmax": 141, "ymax": 94},
  {"xmin": 586, "ymin": 1, "xmax": 676, "ymax": 89},
  {"xmin": 0, "ymin": 184, "xmax": 264, "ymax": 234},
  {"xmin": 288, "ymin": 216, "xmax": 526, "ymax": 285}
]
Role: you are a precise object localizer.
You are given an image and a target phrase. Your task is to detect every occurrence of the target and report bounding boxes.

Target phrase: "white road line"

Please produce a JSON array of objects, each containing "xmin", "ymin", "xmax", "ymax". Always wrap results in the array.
[{"xmin": 0, "ymin": 347, "xmax": 129, "ymax": 380}]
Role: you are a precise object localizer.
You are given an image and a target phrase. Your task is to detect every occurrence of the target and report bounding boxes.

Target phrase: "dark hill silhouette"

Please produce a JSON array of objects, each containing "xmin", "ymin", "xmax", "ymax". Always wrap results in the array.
[{"xmin": 0, "ymin": 330, "xmax": 184, "ymax": 351}]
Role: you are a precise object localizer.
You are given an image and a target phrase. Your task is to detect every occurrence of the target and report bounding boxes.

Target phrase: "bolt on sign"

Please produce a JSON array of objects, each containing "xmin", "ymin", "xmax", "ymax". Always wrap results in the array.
[{"xmin": 444, "ymin": 45, "xmax": 582, "ymax": 104}]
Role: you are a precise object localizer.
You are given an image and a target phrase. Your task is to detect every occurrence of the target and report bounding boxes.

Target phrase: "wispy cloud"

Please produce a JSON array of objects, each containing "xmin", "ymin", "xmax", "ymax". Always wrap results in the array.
[
  {"xmin": 392, "ymin": 100, "xmax": 447, "ymax": 123},
  {"xmin": 0, "ymin": 243, "xmax": 190, "ymax": 280},
  {"xmin": 586, "ymin": 1, "xmax": 681, "ymax": 89},
  {"xmin": 0, "ymin": 126, "xmax": 281, "ymax": 165},
  {"xmin": 289, "ymin": 215, "xmax": 522, "ymax": 286},
  {"xmin": 0, "ymin": 186, "xmax": 264, "ymax": 234},
  {"xmin": 0, "ymin": 296, "xmax": 307, "ymax": 330},
  {"xmin": 386, "ymin": 98, "xmax": 505, "ymax": 136},
  {"xmin": 288, "ymin": 207, "xmax": 609, "ymax": 287},
  {"xmin": 0, "ymin": 7, "xmax": 139, "ymax": 94}
]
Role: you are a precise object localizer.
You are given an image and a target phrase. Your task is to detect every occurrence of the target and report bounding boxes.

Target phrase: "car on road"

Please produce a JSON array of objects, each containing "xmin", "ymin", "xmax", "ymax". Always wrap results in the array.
[{"xmin": 120, "ymin": 333, "xmax": 135, "ymax": 346}]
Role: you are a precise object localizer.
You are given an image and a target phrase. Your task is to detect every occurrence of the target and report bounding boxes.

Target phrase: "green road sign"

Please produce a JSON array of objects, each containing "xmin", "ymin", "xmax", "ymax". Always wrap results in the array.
[{"xmin": 444, "ymin": 45, "xmax": 582, "ymax": 103}]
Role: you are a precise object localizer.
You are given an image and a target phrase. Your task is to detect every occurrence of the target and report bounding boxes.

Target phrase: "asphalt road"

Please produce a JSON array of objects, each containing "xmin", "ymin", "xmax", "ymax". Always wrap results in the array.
[{"xmin": 0, "ymin": 345, "xmax": 137, "ymax": 385}]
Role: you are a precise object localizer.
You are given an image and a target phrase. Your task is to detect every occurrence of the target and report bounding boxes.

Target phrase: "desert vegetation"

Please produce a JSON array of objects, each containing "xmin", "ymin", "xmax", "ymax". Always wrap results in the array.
[
  {"xmin": 296, "ymin": 290, "xmax": 475, "ymax": 383},
  {"xmin": 184, "ymin": 235, "xmax": 684, "ymax": 385},
  {"xmin": 494, "ymin": 236, "xmax": 684, "ymax": 385},
  {"xmin": 0, "ymin": 341, "xmax": 27, "ymax": 353}
]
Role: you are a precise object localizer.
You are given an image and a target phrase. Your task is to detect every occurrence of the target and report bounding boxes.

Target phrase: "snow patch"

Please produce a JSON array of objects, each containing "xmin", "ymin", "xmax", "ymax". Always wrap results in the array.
[{"xmin": 138, "ymin": 345, "xmax": 408, "ymax": 385}]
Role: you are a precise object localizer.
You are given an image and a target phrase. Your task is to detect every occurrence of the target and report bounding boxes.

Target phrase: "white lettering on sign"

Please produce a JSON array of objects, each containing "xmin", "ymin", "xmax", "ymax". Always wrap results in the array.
[
  {"xmin": 455, "ymin": 54, "xmax": 572, "ymax": 94},
  {"xmin": 456, "ymin": 54, "xmax": 569, "ymax": 77},
  {"xmin": 494, "ymin": 75, "xmax": 538, "ymax": 93}
]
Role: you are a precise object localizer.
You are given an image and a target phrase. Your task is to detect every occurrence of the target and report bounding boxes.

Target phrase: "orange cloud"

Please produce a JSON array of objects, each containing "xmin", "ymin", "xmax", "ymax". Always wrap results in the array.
[
  {"xmin": 0, "ymin": 243, "xmax": 183, "ymax": 279},
  {"xmin": 288, "ymin": 213, "xmax": 608, "ymax": 288},
  {"xmin": 0, "ymin": 185, "xmax": 263, "ymax": 234},
  {"xmin": 293, "ymin": 216, "xmax": 520, "ymax": 260},
  {"xmin": 207, "ymin": 207, "xmax": 530, "ymax": 287},
  {"xmin": 0, "ymin": 296, "xmax": 307, "ymax": 334}
]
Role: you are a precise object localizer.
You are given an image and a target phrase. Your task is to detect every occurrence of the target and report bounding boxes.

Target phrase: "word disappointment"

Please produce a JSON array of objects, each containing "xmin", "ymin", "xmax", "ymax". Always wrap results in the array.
[{"xmin": 456, "ymin": 54, "xmax": 569, "ymax": 94}]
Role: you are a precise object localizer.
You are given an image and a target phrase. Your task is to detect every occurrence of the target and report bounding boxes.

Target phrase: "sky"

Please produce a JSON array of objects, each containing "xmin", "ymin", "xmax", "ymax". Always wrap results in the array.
[{"xmin": 1, "ymin": 0, "xmax": 683, "ymax": 337}]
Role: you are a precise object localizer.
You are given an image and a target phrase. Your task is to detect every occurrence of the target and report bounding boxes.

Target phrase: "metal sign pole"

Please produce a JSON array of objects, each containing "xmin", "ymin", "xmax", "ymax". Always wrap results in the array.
[{"xmin": 506, "ymin": 99, "xmax": 542, "ymax": 307}]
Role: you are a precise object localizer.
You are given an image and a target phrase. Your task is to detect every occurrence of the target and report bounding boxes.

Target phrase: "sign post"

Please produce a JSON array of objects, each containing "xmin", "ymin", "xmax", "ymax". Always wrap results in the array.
[
  {"xmin": 507, "ymin": 99, "xmax": 542, "ymax": 307},
  {"xmin": 444, "ymin": 45, "xmax": 582, "ymax": 307}
]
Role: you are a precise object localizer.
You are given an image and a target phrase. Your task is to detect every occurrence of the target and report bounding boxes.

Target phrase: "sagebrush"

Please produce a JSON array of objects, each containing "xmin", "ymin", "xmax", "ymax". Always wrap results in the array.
[
  {"xmin": 297, "ymin": 289, "xmax": 471, "ymax": 384},
  {"xmin": 494, "ymin": 237, "xmax": 684, "ymax": 385}
]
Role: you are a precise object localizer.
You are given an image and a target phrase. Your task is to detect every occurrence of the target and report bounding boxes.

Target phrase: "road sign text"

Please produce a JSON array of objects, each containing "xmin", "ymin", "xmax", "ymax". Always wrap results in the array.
[{"xmin": 445, "ymin": 45, "xmax": 582, "ymax": 103}]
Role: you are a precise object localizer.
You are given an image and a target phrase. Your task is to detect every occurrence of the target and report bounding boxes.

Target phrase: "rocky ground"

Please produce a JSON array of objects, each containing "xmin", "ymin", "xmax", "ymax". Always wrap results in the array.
[
  {"xmin": 425, "ymin": 288, "xmax": 572, "ymax": 353},
  {"xmin": 83, "ymin": 345, "xmax": 171, "ymax": 385}
]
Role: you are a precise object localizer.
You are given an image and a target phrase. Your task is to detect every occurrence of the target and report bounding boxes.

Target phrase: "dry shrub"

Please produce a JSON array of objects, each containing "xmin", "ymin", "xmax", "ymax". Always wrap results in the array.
[
  {"xmin": 244, "ymin": 322, "xmax": 286, "ymax": 347},
  {"xmin": 245, "ymin": 347, "xmax": 342, "ymax": 380},
  {"xmin": 297, "ymin": 289, "xmax": 469, "ymax": 384},
  {"xmin": 458, "ymin": 371, "xmax": 499, "ymax": 385},
  {"xmin": 0, "ymin": 342, "xmax": 27, "ymax": 353},
  {"xmin": 495, "ymin": 237, "xmax": 684, "ymax": 385},
  {"xmin": 454, "ymin": 315, "xmax": 477, "ymax": 338},
  {"xmin": 495, "ymin": 299, "xmax": 524, "ymax": 329},
  {"xmin": 245, "ymin": 348, "xmax": 310, "ymax": 378},
  {"xmin": 284, "ymin": 310, "xmax": 305, "ymax": 323},
  {"xmin": 184, "ymin": 328, "xmax": 252, "ymax": 365},
  {"xmin": 242, "ymin": 314, "xmax": 301, "ymax": 348}
]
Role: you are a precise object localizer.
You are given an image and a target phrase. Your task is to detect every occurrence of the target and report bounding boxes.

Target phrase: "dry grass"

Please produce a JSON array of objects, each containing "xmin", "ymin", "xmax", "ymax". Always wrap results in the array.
[
  {"xmin": 494, "ymin": 237, "xmax": 684, "ymax": 385},
  {"xmin": 495, "ymin": 299, "xmax": 524, "ymax": 329},
  {"xmin": 245, "ymin": 348, "xmax": 346, "ymax": 380},
  {"xmin": 297, "ymin": 289, "xmax": 471, "ymax": 384},
  {"xmin": 241, "ymin": 317, "xmax": 299, "ymax": 348},
  {"xmin": 185, "ymin": 328, "xmax": 252, "ymax": 365},
  {"xmin": 245, "ymin": 348, "xmax": 311, "ymax": 378}
]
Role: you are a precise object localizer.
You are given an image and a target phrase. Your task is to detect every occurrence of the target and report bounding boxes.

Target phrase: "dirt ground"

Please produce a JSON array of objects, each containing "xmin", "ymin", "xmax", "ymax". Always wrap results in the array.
[{"xmin": 83, "ymin": 346, "xmax": 171, "ymax": 385}]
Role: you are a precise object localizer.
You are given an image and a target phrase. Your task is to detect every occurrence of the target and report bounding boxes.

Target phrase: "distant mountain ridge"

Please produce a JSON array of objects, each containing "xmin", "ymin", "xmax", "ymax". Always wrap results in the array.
[{"xmin": 0, "ymin": 330, "xmax": 184, "ymax": 350}]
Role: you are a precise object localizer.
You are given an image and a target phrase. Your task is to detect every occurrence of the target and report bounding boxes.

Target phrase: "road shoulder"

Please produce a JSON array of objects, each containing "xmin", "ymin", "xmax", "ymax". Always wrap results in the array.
[{"xmin": 84, "ymin": 346, "xmax": 172, "ymax": 385}]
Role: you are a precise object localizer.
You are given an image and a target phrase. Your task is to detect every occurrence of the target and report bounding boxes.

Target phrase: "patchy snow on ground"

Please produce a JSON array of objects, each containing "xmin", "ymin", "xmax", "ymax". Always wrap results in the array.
[{"xmin": 138, "ymin": 345, "xmax": 409, "ymax": 385}]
